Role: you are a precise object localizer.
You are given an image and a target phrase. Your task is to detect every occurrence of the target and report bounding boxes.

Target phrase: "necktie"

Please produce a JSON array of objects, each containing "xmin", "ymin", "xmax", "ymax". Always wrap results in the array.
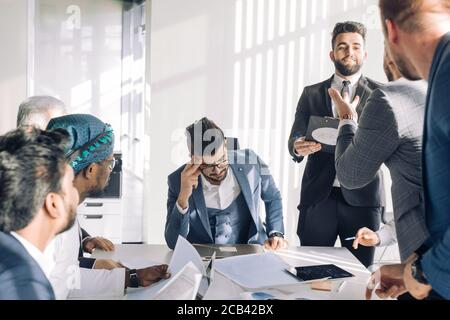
[{"xmin": 341, "ymin": 80, "xmax": 351, "ymax": 98}]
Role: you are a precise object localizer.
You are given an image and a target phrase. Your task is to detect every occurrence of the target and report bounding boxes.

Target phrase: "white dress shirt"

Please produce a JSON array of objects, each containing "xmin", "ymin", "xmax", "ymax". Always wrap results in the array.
[
  {"xmin": 330, "ymin": 72, "xmax": 362, "ymax": 187},
  {"xmin": 46, "ymin": 218, "xmax": 125, "ymax": 299},
  {"xmin": 11, "ymin": 231, "xmax": 52, "ymax": 278},
  {"xmin": 176, "ymin": 168, "xmax": 241, "ymax": 213}
]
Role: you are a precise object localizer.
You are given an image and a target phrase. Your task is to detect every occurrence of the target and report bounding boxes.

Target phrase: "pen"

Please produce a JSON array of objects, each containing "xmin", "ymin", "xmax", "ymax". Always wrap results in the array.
[
  {"xmin": 344, "ymin": 236, "xmax": 356, "ymax": 241},
  {"xmin": 336, "ymin": 280, "xmax": 346, "ymax": 293}
]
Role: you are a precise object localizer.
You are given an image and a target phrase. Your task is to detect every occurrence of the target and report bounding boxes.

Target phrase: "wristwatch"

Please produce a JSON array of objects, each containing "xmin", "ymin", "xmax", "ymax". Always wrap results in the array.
[
  {"xmin": 411, "ymin": 256, "xmax": 428, "ymax": 285},
  {"xmin": 269, "ymin": 232, "xmax": 284, "ymax": 239},
  {"xmin": 128, "ymin": 269, "xmax": 140, "ymax": 288}
]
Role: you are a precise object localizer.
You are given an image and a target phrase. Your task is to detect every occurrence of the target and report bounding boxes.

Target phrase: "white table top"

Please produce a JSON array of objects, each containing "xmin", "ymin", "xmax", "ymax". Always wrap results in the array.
[{"xmin": 92, "ymin": 244, "xmax": 373, "ymax": 300}]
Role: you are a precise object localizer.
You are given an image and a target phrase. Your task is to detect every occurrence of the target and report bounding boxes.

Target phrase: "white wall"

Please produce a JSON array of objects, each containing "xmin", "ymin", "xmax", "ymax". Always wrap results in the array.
[
  {"xmin": 0, "ymin": 0, "xmax": 28, "ymax": 134},
  {"xmin": 33, "ymin": 0, "xmax": 123, "ymax": 147},
  {"xmin": 143, "ymin": 0, "xmax": 389, "ymax": 245}
]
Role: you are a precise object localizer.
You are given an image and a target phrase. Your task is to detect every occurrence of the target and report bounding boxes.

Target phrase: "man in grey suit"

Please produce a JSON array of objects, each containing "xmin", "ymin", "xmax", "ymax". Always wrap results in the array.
[
  {"xmin": 330, "ymin": 50, "xmax": 436, "ymax": 299},
  {"xmin": 330, "ymin": 47, "xmax": 430, "ymax": 298},
  {"xmin": 372, "ymin": 0, "xmax": 449, "ymax": 300}
]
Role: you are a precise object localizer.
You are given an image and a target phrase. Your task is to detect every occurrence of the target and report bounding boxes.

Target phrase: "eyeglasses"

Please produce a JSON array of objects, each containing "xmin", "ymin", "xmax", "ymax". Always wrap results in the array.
[
  {"xmin": 106, "ymin": 157, "xmax": 116, "ymax": 171},
  {"xmin": 199, "ymin": 156, "xmax": 228, "ymax": 170}
]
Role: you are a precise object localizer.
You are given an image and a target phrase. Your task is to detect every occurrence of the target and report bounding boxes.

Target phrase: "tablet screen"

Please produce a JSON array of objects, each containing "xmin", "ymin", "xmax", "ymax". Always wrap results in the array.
[{"xmin": 285, "ymin": 264, "xmax": 354, "ymax": 282}]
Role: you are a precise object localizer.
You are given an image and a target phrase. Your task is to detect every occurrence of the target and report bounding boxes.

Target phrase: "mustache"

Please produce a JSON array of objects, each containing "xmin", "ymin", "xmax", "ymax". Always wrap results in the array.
[
  {"xmin": 341, "ymin": 56, "xmax": 356, "ymax": 62},
  {"xmin": 210, "ymin": 167, "xmax": 227, "ymax": 176}
]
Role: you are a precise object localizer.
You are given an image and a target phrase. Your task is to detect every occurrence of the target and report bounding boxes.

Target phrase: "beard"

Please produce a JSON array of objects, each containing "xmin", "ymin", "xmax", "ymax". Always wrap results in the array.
[
  {"xmin": 334, "ymin": 59, "xmax": 363, "ymax": 77},
  {"xmin": 87, "ymin": 183, "xmax": 107, "ymax": 198},
  {"xmin": 392, "ymin": 54, "xmax": 421, "ymax": 81},
  {"xmin": 203, "ymin": 167, "xmax": 228, "ymax": 185},
  {"xmin": 58, "ymin": 206, "xmax": 77, "ymax": 235},
  {"xmin": 87, "ymin": 171, "xmax": 111, "ymax": 198},
  {"xmin": 384, "ymin": 62, "xmax": 394, "ymax": 82}
]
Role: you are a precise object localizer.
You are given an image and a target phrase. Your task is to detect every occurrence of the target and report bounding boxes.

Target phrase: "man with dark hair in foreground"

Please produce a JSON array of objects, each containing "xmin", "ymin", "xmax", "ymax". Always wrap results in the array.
[{"xmin": 0, "ymin": 127, "xmax": 79, "ymax": 299}]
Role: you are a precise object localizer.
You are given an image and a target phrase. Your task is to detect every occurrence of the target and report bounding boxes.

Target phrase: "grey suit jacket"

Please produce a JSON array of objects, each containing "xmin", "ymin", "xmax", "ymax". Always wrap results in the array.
[{"xmin": 335, "ymin": 78, "xmax": 429, "ymax": 261}]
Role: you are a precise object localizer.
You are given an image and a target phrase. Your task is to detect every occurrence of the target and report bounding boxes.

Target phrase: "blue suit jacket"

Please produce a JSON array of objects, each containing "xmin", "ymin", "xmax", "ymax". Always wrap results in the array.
[
  {"xmin": 421, "ymin": 32, "xmax": 450, "ymax": 299},
  {"xmin": 0, "ymin": 231, "xmax": 55, "ymax": 300},
  {"xmin": 165, "ymin": 149, "xmax": 284, "ymax": 249}
]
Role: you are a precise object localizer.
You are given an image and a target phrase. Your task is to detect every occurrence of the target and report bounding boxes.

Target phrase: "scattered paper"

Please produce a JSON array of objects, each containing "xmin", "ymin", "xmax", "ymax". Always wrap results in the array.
[
  {"xmin": 153, "ymin": 262, "xmax": 203, "ymax": 300},
  {"xmin": 124, "ymin": 236, "xmax": 205, "ymax": 300},
  {"xmin": 214, "ymin": 252, "xmax": 299, "ymax": 289}
]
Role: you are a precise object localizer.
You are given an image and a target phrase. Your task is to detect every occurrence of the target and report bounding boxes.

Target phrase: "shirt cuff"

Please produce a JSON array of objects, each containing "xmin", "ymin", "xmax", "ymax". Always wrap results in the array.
[
  {"xmin": 114, "ymin": 268, "xmax": 126, "ymax": 297},
  {"xmin": 176, "ymin": 201, "xmax": 189, "ymax": 215},
  {"xmin": 292, "ymin": 136, "xmax": 305, "ymax": 157},
  {"xmin": 338, "ymin": 119, "xmax": 357, "ymax": 130},
  {"xmin": 376, "ymin": 224, "xmax": 397, "ymax": 247}
]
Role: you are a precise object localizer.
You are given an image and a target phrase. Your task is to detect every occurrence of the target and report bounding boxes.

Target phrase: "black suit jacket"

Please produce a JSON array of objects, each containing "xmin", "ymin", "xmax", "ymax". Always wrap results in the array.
[
  {"xmin": 288, "ymin": 75, "xmax": 386, "ymax": 212},
  {"xmin": 0, "ymin": 231, "xmax": 55, "ymax": 299},
  {"xmin": 78, "ymin": 227, "xmax": 96, "ymax": 269}
]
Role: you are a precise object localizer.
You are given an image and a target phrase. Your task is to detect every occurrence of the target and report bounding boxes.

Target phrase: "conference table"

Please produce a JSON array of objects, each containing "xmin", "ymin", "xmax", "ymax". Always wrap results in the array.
[{"xmin": 92, "ymin": 243, "xmax": 376, "ymax": 300}]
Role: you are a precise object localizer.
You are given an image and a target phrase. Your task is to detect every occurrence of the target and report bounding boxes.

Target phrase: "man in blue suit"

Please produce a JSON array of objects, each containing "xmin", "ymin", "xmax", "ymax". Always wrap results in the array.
[
  {"xmin": 0, "ymin": 127, "xmax": 79, "ymax": 299},
  {"xmin": 165, "ymin": 117, "xmax": 287, "ymax": 250},
  {"xmin": 372, "ymin": 0, "xmax": 450, "ymax": 300}
]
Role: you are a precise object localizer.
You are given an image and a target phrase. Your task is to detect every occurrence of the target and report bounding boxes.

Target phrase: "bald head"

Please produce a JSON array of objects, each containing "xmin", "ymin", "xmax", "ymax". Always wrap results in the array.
[{"xmin": 17, "ymin": 96, "xmax": 67, "ymax": 129}]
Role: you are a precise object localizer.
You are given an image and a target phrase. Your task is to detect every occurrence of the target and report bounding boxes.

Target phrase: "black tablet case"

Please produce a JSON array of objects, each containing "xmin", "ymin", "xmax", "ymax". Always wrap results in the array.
[{"xmin": 305, "ymin": 115, "xmax": 340, "ymax": 153}]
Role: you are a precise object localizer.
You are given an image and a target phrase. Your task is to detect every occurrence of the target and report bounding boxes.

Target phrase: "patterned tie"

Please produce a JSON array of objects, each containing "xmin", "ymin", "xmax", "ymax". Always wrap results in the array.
[{"xmin": 341, "ymin": 80, "xmax": 351, "ymax": 98}]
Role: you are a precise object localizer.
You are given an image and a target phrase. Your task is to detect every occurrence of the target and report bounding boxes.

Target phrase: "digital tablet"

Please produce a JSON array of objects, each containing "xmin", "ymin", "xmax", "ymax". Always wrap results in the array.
[{"xmin": 285, "ymin": 264, "xmax": 354, "ymax": 282}]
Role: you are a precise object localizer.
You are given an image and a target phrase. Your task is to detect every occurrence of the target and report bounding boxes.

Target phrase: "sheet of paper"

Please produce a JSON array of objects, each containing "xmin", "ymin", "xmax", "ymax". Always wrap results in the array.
[
  {"xmin": 168, "ymin": 235, "xmax": 206, "ymax": 276},
  {"xmin": 124, "ymin": 236, "xmax": 205, "ymax": 300},
  {"xmin": 154, "ymin": 262, "xmax": 202, "ymax": 300},
  {"xmin": 214, "ymin": 252, "xmax": 300, "ymax": 289}
]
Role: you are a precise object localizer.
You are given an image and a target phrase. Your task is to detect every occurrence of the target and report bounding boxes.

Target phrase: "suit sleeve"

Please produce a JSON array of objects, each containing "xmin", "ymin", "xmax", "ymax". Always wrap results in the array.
[
  {"xmin": 256, "ymin": 152, "xmax": 284, "ymax": 235},
  {"xmin": 288, "ymin": 87, "xmax": 310, "ymax": 163},
  {"xmin": 0, "ymin": 266, "xmax": 55, "ymax": 300},
  {"xmin": 165, "ymin": 175, "xmax": 190, "ymax": 249},
  {"xmin": 81, "ymin": 228, "xmax": 90, "ymax": 240},
  {"xmin": 335, "ymin": 89, "xmax": 400, "ymax": 189},
  {"xmin": 421, "ymin": 227, "xmax": 450, "ymax": 298},
  {"xmin": 67, "ymin": 267, "xmax": 126, "ymax": 299}
]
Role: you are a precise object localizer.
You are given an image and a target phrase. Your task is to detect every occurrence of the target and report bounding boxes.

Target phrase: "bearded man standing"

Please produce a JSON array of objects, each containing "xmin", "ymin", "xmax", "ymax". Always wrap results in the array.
[{"xmin": 288, "ymin": 21, "xmax": 385, "ymax": 267}]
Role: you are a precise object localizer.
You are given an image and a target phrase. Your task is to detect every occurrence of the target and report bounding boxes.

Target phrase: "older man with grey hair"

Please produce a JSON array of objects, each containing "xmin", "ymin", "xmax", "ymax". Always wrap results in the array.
[{"xmin": 16, "ymin": 95, "xmax": 67, "ymax": 129}]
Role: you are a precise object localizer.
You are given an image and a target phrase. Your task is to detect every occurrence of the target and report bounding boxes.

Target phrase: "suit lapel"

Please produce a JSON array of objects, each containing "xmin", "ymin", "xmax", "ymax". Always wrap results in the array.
[
  {"xmin": 355, "ymin": 76, "xmax": 370, "ymax": 116},
  {"xmin": 229, "ymin": 164, "xmax": 258, "ymax": 226},
  {"xmin": 323, "ymin": 76, "xmax": 334, "ymax": 116},
  {"xmin": 191, "ymin": 177, "xmax": 213, "ymax": 241}
]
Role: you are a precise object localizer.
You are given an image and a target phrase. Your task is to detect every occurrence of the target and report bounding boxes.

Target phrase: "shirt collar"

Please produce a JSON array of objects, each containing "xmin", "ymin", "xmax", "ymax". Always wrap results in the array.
[
  {"xmin": 10, "ymin": 231, "xmax": 52, "ymax": 277},
  {"xmin": 333, "ymin": 72, "xmax": 362, "ymax": 87}
]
